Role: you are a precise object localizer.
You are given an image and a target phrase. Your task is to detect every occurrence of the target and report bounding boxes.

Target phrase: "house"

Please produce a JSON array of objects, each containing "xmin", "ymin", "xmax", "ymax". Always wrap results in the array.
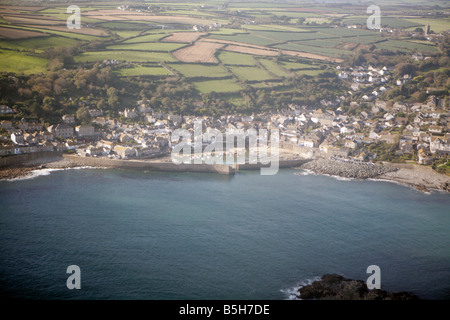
[
  {"xmin": 10, "ymin": 132, "xmax": 24, "ymax": 145},
  {"xmin": 62, "ymin": 115, "xmax": 76, "ymax": 124},
  {"xmin": 86, "ymin": 146, "xmax": 106, "ymax": 157},
  {"xmin": 119, "ymin": 133, "xmax": 134, "ymax": 143},
  {"xmin": 351, "ymin": 83, "xmax": 361, "ymax": 91},
  {"xmin": 430, "ymin": 137, "xmax": 450, "ymax": 155},
  {"xmin": 0, "ymin": 120, "xmax": 13, "ymax": 130},
  {"xmin": 48, "ymin": 124, "xmax": 74, "ymax": 138},
  {"xmin": 75, "ymin": 124, "xmax": 95, "ymax": 137},
  {"xmin": 344, "ymin": 139, "xmax": 357, "ymax": 149},
  {"xmin": 417, "ymin": 149, "xmax": 433, "ymax": 165},
  {"xmin": 428, "ymin": 126, "xmax": 443, "ymax": 134},
  {"xmin": 88, "ymin": 109, "xmax": 103, "ymax": 117},
  {"xmin": 114, "ymin": 145, "xmax": 136, "ymax": 159},
  {"xmin": 0, "ymin": 105, "xmax": 14, "ymax": 114},
  {"xmin": 124, "ymin": 108, "xmax": 138, "ymax": 118},
  {"xmin": 93, "ymin": 117, "xmax": 107, "ymax": 126}
]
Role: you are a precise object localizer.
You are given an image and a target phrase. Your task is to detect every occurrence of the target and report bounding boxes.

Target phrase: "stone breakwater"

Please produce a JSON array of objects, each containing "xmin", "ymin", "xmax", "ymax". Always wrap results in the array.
[
  {"xmin": 298, "ymin": 274, "xmax": 418, "ymax": 300},
  {"xmin": 299, "ymin": 158, "xmax": 397, "ymax": 179}
]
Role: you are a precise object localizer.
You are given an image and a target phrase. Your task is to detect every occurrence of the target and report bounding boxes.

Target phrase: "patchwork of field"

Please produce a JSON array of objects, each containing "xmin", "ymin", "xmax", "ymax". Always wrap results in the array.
[
  {"xmin": 0, "ymin": 1, "xmax": 445, "ymax": 96},
  {"xmin": 83, "ymin": 10, "xmax": 223, "ymax": 26}
]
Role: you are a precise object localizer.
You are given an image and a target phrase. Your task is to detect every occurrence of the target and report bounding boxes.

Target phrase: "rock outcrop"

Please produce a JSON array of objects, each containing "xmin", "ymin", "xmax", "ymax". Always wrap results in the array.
[
  {"xmin": 300, "ymin": 158, "xmax": 397, "ymax": 179},
  {"xmin": 298, "ymin": 274, "xmax": 418, "ymax": 300}
]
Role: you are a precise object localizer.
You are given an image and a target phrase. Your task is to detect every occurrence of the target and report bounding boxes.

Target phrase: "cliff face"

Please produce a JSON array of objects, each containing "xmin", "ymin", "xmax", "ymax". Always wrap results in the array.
[{"xmin": 298, "ymin": 274, "xmax": 418, "ymax": 300}]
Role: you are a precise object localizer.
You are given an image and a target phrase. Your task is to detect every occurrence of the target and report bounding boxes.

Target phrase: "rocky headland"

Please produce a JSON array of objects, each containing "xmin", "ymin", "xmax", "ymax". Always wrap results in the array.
[
  {"xmin": 297, "ymin": 274, "xmax": 418, "ymax": 300},
  {"xmin": 299, "ymin": 158, "xmax": 450, "ymax": 193},
  {"xmin": 300, "ymin": 158, "xmax": 396, "ymax": 179}
]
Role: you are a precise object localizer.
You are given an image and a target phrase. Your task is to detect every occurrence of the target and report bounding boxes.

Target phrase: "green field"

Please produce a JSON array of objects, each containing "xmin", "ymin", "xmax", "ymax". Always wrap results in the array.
[
  {"xmin": 168, "ymin": 63, "xmax": 230, "ymax": 78},
  {"xmin": 343, "ymin": 17, "xmax": 421, "ymax": 29},
  {"xmin": 194, "ymin": 79, "xmax": 242, "ymax": 93},
  {"xmin": 75, "ymin": 50, "xmax": 176, "ymax": 63},
  {"xmin": 97, "ymin": 21, "xmax": 151, "ymax": 31},
  {"xmin": 279, "ymin": 60, "xmax": 320, "ymax": 70},
  {"xmin": 0, "ymin": 36, "xmax": 80, "ymax": 52},
  {"xmin": 242, "ymin": 24, "xmax": 308, "ymax": 32},
  {"xmin": 250, "ymin": 81, "xmax": 283, "ymax": 89},
  {"xmin": 107, "ymin": 42, "xmax": 186, "ymax": 52},
  {"xmin": 0, "ymin": 25, "xmax": 100, "ymax": 41},
  {"xmin": 122, "ymin": 33, "xmax": 170, "ymax": 43},
  {"xmin": 0, "ymin": 49, "xmax": 47, "ymax": 74},
  {"xmin": 116, "ymin": 65, "xmax": 172, "ymax": 76},
  {"xmin": 208, "ymin": 33, "xmax": 278, "ymax": 47},
  {"xmin": 258, "ymin": 58, "xmax": 290, "ymax": 77},
  {"xmin": 229, "ymin": 66, "xmax": 275, "ymax": 82},
  {"xmin": 403, "ymin": 18, "xmax": 450, "ymax": 33},
  {"xmin": 208, "ymin": 28, "xmax": 248, "ymax": 35},
  {"xmin": 296, "ymin": 69, "xmax": 324, "ymax": 76},
  {"xmin": 114, "ymin": 30, "xmax": 143, "ymax": 39},
  {"xmin": 375, "ymin": 39, "xmax": 438, "ymax": 53},
  {"xmin": 218, "ymin": 51, "xmax": 256, "ymax": 66},
  {"xmin": 275, "ymin": 42, "xmax": 349, "ymax": 57}
]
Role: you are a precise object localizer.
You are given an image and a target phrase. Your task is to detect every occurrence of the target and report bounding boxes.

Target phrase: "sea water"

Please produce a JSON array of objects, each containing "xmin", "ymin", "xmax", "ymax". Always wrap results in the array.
[{"xmin": 0, "ymin": 168, "xmax": 449, "ymax": 299}]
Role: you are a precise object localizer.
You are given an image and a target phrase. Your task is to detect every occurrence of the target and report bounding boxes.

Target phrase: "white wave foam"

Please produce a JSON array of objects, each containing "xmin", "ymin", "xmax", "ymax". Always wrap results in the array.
[
  {"xmin": 280, "ymin": 276, "xmax": 321, "ymax": 300},
  {"xmin": 7, "ymin": 166, "xmax": 101, "ymax": 182},
  {"xmin": 294, "ymin": 169, "xmax": 316, "ymax": 176},
  {"xmin": 294, "ymin": 170, "xmax": 355, "ymax": 181}
]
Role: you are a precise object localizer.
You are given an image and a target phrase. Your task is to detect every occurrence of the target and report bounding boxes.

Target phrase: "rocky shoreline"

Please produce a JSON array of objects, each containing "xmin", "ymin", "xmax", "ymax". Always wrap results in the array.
[
  {"xmin": 0, "ymin": 156, "xmax": 78, "ymax": 180},
  {"xmin": 2, "ymin": 155, "xmax": 450, "ymax": 194},
  {"xmin": 300, "ymin": 158, "xmax": 397, "ymax": 179},
  {"xmin": 298, "ymin": 274, "xmax": 418, "ymax": 300},
  {"xmin": 298, "ymin": 158, "xmax": 450, "ymax": 193}
]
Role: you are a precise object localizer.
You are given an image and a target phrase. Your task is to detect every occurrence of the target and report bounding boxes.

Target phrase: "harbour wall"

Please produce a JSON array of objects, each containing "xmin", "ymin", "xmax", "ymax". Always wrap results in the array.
[{"xmin": 0, "ymin": 152, "xmax": 62, "ymax": 168}]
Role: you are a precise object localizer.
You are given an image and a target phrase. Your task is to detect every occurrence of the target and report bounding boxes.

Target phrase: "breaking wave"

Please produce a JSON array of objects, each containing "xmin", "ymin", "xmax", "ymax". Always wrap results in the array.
[{"xmin": 280, "ymin": 276, "xmax": 321, "ymax": 300}]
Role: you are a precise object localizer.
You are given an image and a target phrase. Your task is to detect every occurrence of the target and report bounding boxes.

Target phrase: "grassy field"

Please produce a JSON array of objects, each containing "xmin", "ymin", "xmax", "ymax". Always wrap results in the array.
[
  {"xmin": 343, "ymin": 16, "xmax": 421, "ymax": 29},
  {"xmin": 208, "ymin": 33, "xmax": 278, "ymax": 47},
  {"xmin": 0, "ymin": 35, "xmax": 79, "ymax": 51},
  {"xmin": 168, "ymin": 63, "xmax": 230, "ymax": 78},
  {"xmin": 258, "ymin": 58, "xmax": 290, "ymax": 77},
  {"xmin": 218, "ymin": 51, "xmax": 256, "ymax": 66},
  {"xmin": 114, "ymin": 30, "xmax": 143, "ymax": 39},
  {"xmin": 279, "ymin": 60, "xmax": 320, "ymax": 70},
  {"xmin": 375, "ymin": 39, "xmax": 438, "ymax": 53},
  {"xmin": 275, "ymin": 42, "xmax": 349, "ymax": 58},
  {"xmin": 75, "ymin": 50, "xmax": 176, "ymax": 63},
  {"xmin": 296, "ymin": 69, "xmax": 324, "ymax": 76},
  {"xmin": 122, "ymin": 33, "xmax": 169, "ymax": 43},
  {"xmin": 107, "ymin": 42, "xmax": 186, "ymax": 52},
  {"xmin": 0, "ymin": 49, "xmax": 47, "ymax": 74},
  {"xmin": 115, "ymin": 65, "xmax": 172, "ymax": 76},
  {"xmin": 403, "ymin": 18, "xmax": 450, "ymax": 33},
  {"xmin": 194, "ymin": 79, "xmax": 242, "ymax": 93},
  {"xmin": 229, "ymin": 66, "xmax": 275, "ymax": 82},
  {"xmin": 242, "ymin": 24, "xmax": 308, "ymax": 32}
]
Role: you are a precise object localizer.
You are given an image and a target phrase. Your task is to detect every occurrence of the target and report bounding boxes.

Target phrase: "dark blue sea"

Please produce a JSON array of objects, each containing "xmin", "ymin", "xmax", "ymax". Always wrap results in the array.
[{"xmin": 0, "ymin": 168, "xmax": 449, "ymax": 299}]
